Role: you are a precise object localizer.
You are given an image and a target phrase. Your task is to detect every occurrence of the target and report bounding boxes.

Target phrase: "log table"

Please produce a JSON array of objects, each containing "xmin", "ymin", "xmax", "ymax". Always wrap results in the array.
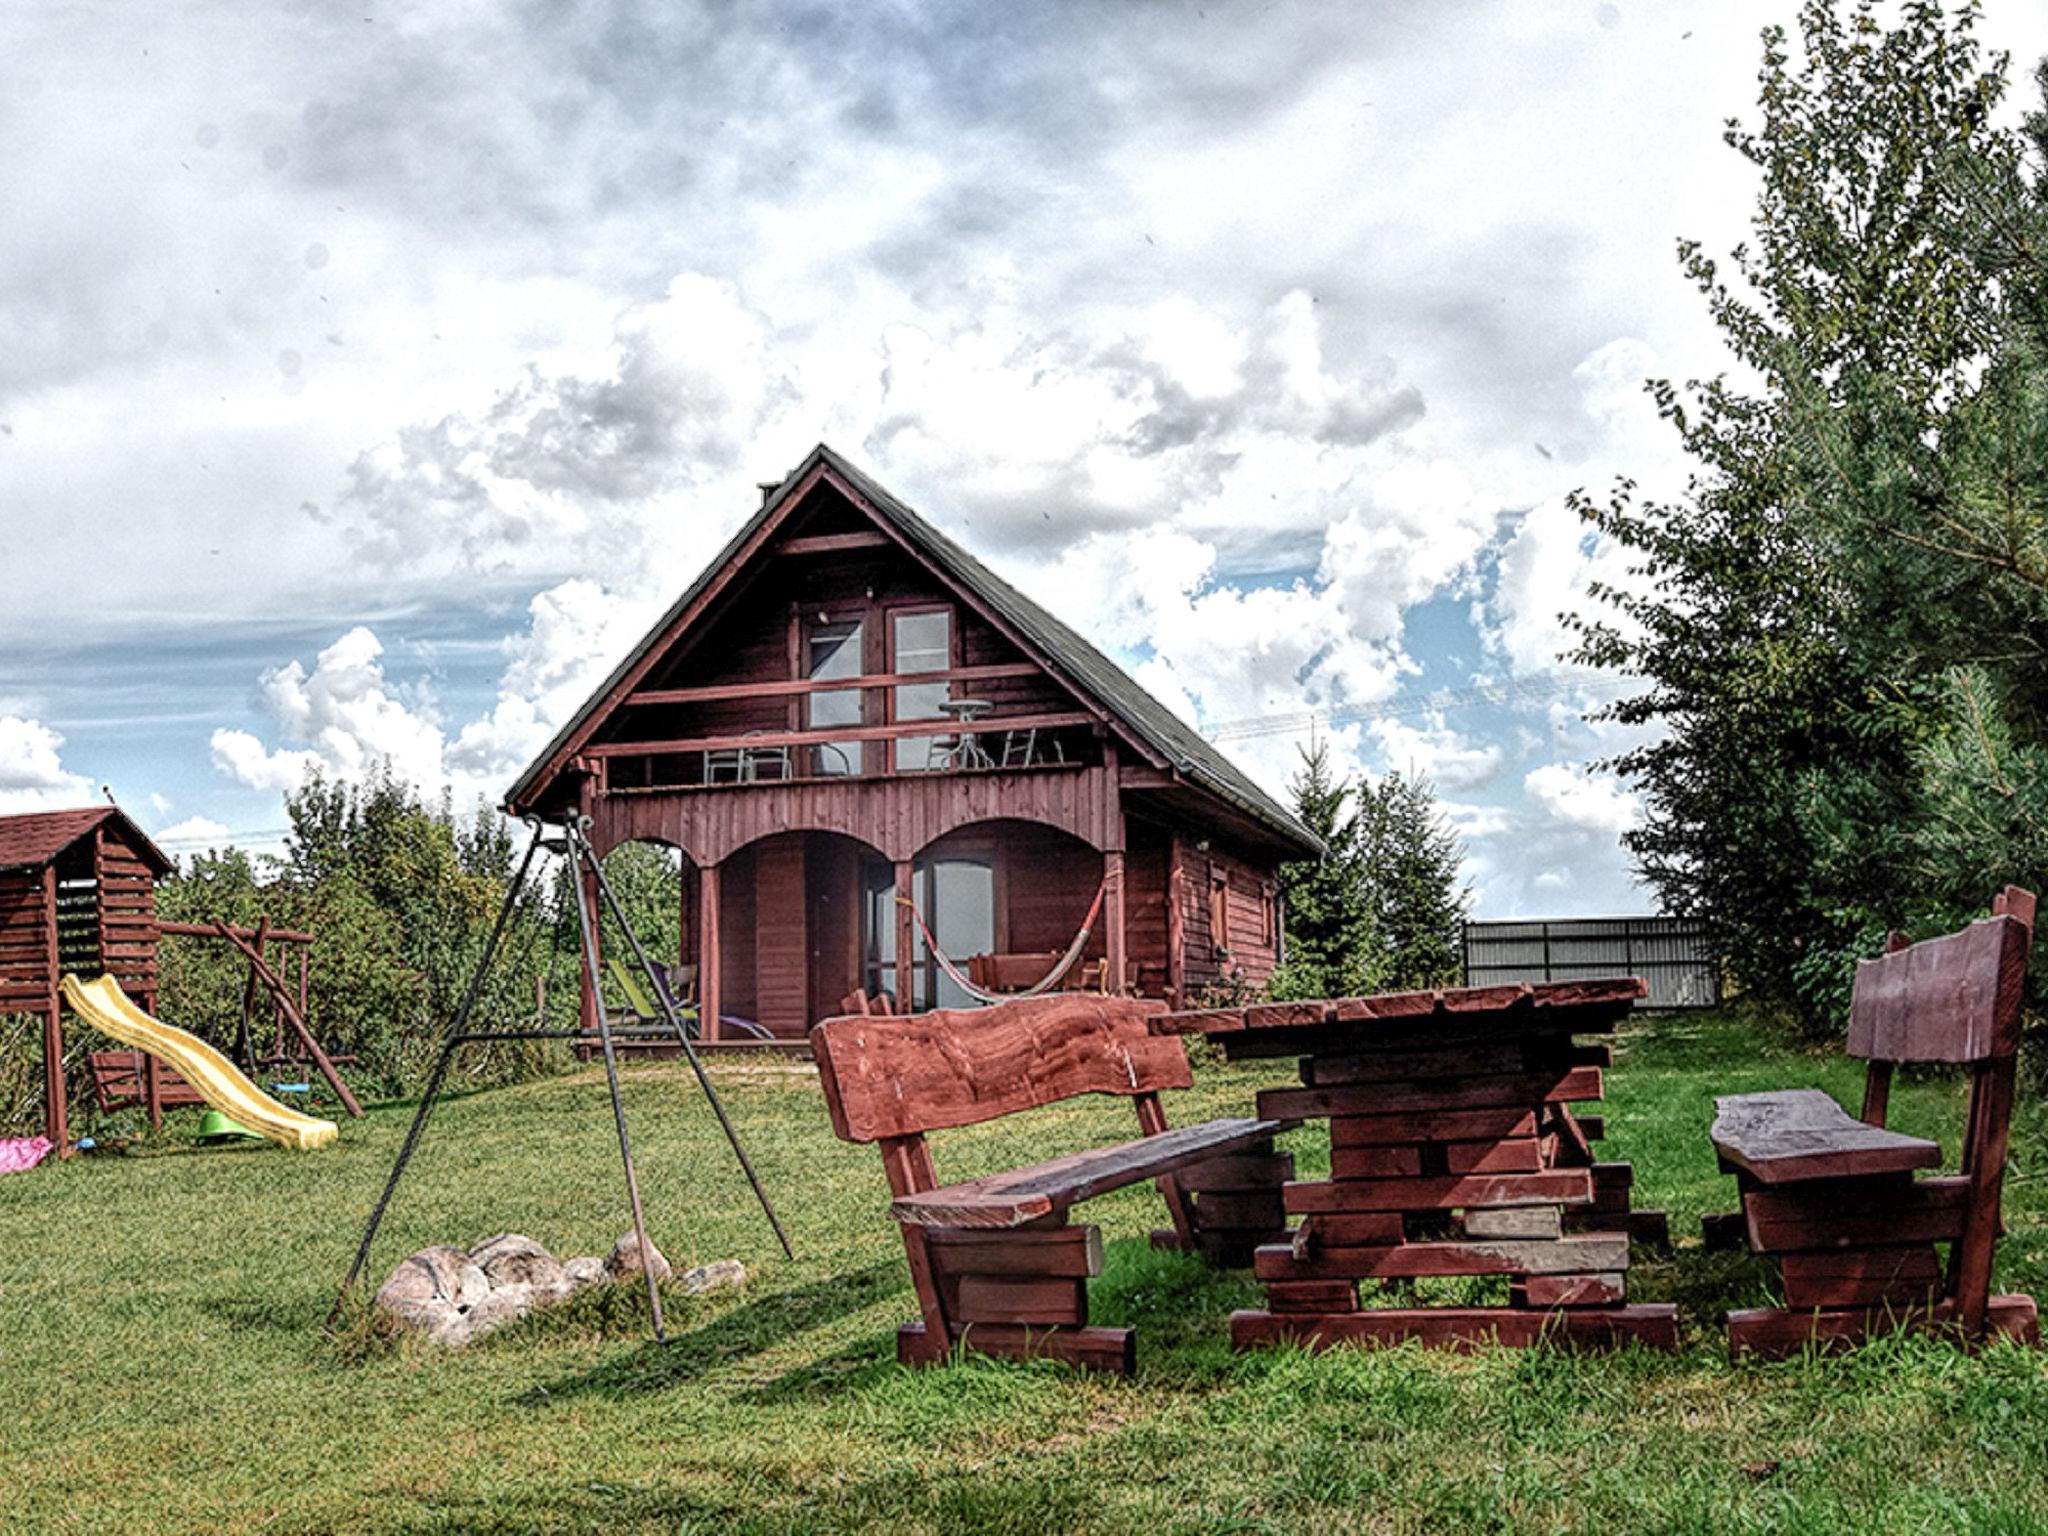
[{"xmin": 1152, "ymin": 980, "xmax": 1679, "ymax": 1353}]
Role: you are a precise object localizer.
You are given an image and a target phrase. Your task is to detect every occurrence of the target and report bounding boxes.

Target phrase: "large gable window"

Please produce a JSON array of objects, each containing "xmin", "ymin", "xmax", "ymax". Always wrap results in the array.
[
  {"xmin": 805, "ymin": 618, "xmax": 864, "ymax": 776},
  {"xmin": 891, "ymin": 608, "xmax": 952, "ymax": 772}
]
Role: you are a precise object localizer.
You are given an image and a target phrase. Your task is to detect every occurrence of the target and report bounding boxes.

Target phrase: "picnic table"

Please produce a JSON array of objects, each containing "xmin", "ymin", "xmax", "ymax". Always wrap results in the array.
[{"xmin": 1151, "ymin": 979, "xmax": 1679, "ymax": 1352}]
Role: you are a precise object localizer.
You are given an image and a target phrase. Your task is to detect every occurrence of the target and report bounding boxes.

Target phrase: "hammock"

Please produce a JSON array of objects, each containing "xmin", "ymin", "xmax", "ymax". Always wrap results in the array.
[{"xmin": 898, "ymin": 873, "xmax": 1114, "ymax": 1006}]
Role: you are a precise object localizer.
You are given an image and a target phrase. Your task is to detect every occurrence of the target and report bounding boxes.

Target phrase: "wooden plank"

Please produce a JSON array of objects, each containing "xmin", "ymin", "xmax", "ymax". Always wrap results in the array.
[
  {"xmin": 1150, "ymin": 978, "xmax": 1642, "ymax": 1037},
  {"xmin": 1464, "ymin": 1206, "xmax": 1563, "ymax": 1240},
  {"xmin": 1513, "ymin": 1272, "xmax": 1627, "ymax": 1307},
  {"xmin": 1710, "ymin": 1089, "xmax": 1942, "ymax": 1184},
  {"xmin": 1444, "ymin": 1139, "xmax": 1543, "ymax": 1175},
  {"xmin": 775, "ymin": 530, "xmax": 893, "ymax": 556},
  {"xmin": 1255, "ymin": 1233, "xmax": 1628, "ymax": 1281},
  {"xmin": 953, "ymin": 1275, "xmax": 1089, "ymax": 1326},
  {"xmin": 1285, "ymin": 1170, "xmax": 1593, "ymax": 1214},
  {"xmin": 1242, "ymin": 1000, "xmax": 1331, "ymax": 1030},
  {"xmin": 1257, "ymin": 1066, "xmax": 1603, "ymax": 1121},
  {"xmin": 892, "ymin": 1117, "xmax": 1289, "ymax": 1228},
  {"xmin": 587, "ymin": 709, "xmax": 1095, "ymax": 759},
  {"xmin": 1727, "ymin": 1294, "xmax": 2037, "ymax": 1360},
  {"xmin": 899, "ymin": 1321, "xmax": 1137, "ymax": 1374},
  {"xmin": 1175, "ymin": 1150, "xmax": 1292, "ymax": 1192},
  {"xmin": 1265, "ymin": 1280, "xmax": 1359, "ymax": 1314},
  {"xmin": 1328, "ymin": 1145, "xmax": 1423, "ymax": 1179},
  {"xmin": 1743, "ymin": 1176, "xmax": 1969, "ymax": 1252},
  {"xmin": 625, "ymin": 661, "xmax": 1040, "ymax": 708},
  {"xmin": 1304, "ymin": 1041, "xmax": 1529, "ymax": 1084},
  {"xmin": 1781, "ymin": 1246, "xmax": 1941, "ymax": 1308},
  {"xmin": 926, "ymin": 1226, "xmax": 1105, "ymax": 1278},
  {"xmin": 1297, "ymin": 1212, "xmax": 1405, "ymax": 1248},
  {"xmin": 1231, "ymin": 1304, "xmax": 1678, "ymax": 1354},
  {"xmin": 1848, "ymin": 913, "xmax": 2029, "ymax": 1063},
  {"xmin": 811, "ymin": 995, "xmax": 1186, "ymax": 1142}
]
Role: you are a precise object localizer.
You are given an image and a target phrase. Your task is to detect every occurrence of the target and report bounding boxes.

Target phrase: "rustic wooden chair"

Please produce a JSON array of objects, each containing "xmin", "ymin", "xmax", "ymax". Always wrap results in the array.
[
  {"xmin": 1706, "ymin": 887, "xmax": 2040, "ymax": 1358},
  {"xmin": 811, "ymin": 994, "xmax": 1290, "ymax": 1372}
]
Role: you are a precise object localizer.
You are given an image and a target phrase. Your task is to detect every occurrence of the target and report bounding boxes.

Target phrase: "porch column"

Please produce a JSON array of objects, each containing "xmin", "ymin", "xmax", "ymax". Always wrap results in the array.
[
  {"xmin": 699, "ymin": 861, "xmax": 722, "ymax": 1043},
  {"xmin": 894, "ymin": 859, "xmax": 916, "ymax": 1013},
  {"xmin": 578, "ymin": 861, "xmax": 603, "ymax": 1037},
  {"xmin": 1104, "ymin": 850, "xmax": 1127, "ymax": 997},
  {"xmin": 1165, "ymin": 832, "xmax": 1186, "ymax": 1005}
]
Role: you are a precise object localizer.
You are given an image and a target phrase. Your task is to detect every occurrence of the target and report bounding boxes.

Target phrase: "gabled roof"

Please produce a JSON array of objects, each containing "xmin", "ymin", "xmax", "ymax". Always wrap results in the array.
[
  {"xmin": 0, "ymin": 807, "xmax": 173, "ymax": 876},
  {"xmin": 507, "ymin": 444, "xmax": 1319, "ymax": 856}
]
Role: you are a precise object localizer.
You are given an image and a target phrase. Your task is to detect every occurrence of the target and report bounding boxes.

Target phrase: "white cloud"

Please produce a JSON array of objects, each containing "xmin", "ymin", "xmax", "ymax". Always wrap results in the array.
[
  {"xmin": 1523, "ymin": 762, "xmax": 1641, "ymax": 838},
  {"xmin": 0, "ymin": 716, "xmax": 93, "ymax": 813},
  {"xmin": 1372, "ymin": 715, "xmax": 1506, "ymax": 792},
  {"xmin": 154, "ymin": 815, "xmax": 231, "ymax": 849}
]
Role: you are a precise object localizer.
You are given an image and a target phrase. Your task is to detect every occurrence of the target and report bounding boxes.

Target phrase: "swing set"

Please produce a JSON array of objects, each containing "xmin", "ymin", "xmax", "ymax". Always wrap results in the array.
[{"xmin": 332, "ymin": 816, "xmax": 792, "ymax": 1342}]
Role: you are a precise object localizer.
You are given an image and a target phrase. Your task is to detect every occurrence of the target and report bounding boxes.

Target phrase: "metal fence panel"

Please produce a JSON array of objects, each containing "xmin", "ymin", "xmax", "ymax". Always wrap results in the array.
[{"xmin": 1462, "ymin": 917, "xmax": 1719, "ymax": 1010}]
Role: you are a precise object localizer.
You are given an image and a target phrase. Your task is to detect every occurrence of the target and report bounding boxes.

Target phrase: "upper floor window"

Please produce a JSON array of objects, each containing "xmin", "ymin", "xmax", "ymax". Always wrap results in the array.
[
  {"xmin": 805, "ymin": 618, "xmax": 864, "ymax": 776},
  {"xmin": 891, "ymin": 608, "xmax": 953, "ymax": 771}
]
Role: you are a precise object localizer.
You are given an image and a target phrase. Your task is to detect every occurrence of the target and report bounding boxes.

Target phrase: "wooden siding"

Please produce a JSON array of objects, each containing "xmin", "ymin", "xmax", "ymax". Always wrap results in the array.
[
  {"xmin": 1176, "ymin": 837, "xmax": 1280, "ymax": 995},
  {"xmin": 753, "ymin": 835, "xmax": 809, "ymax": 1037},
  {"xmin": 0, "ymin": 869, "xmax": 50, "ymax": 1012},
  {"xmin": 593, "ymin": 764, "xmax": 1119, "ymax": 865}
]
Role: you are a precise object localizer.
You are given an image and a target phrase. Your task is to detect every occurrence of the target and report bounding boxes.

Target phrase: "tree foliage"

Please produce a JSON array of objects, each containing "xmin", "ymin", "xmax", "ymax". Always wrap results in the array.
[
  {"xmin": 1573, "ymin": 0, "xmax": 2048, "ymax": 1028},
  {"xmin": 1269, "ymin": 741, "xmax": 1382, "ymax": 1001}
]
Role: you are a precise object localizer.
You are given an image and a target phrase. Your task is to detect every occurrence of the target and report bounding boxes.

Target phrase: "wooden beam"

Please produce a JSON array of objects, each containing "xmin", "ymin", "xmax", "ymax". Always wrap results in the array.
[
  {"xmin": 41, "ymin": 863, "xmax": 64, "ymax": 1155},
  {"xmin": 895, "ymin": 860, "xmax": 916, "ymax": 1014},
  {"xmin": 1104, "ymin": 850, "xmax": 1127, "ymax": 997},
  {"xmin": 157, "ymin": 919, "xmax": 314, "ymax": 944},
  {"xmin": 624, "ymin": 662, "xmax": 1040, "ymax": 708},
  {"xmin": 699, "ymin": 861, "xmax": 722, "ymax": 1043},
  {"xmin": 587, "ymin": 711, "xmax": 1094, "ymax": 759},
  {"xmin": 775, "ymin": 531, "xmax": 892, "ymax": 556}
]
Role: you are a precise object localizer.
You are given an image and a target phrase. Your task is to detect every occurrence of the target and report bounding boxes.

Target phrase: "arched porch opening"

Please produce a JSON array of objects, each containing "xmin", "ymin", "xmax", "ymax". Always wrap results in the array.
[
  {"xmin": 894, "ymin": 819, "xmax": 1124, "ymax": 1012},
  {"xmin": 710, "ymin": 828, "xmax": 888, "ymax": 1042}
]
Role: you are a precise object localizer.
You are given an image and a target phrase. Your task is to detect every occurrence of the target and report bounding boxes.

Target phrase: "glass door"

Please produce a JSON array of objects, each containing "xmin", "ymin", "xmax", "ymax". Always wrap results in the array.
[
  {"xmin": 890, "ymin": 608, "xmax": 952, "ymax": 772},
  {"xmin": 805, "ymin": 618, "xmax": 864, "ymax": 776}
]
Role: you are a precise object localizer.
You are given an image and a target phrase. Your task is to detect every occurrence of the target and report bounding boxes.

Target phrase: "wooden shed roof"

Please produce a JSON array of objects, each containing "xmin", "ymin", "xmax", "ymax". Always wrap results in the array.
[
  {"xmin": 505, "ymin": 444, "xmax": 1320, "ymax": 857},
  {"xmin": 0, "ymin": 806, "xmax": 173, "ymax": 876}
]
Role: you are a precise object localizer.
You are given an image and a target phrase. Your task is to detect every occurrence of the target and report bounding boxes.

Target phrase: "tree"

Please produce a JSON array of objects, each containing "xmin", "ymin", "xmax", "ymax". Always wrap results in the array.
[
  {"xmin": 1570, "ymin": 0, "xmax": 2033, "ymax": 1025},
  {"xmin": 1355, "ymin": 770, "xmax": 1469, "ymax": 991},
  {"xmin": 1268, "ymin": 740, "xmax": 1382, "ymax": 1000}
]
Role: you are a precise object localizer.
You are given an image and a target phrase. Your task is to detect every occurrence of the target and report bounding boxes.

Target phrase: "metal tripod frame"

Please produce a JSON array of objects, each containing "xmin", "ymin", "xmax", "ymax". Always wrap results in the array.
[{"xmin": 331, "ymin": 814, "xmax": 793, "ymax": 1342}]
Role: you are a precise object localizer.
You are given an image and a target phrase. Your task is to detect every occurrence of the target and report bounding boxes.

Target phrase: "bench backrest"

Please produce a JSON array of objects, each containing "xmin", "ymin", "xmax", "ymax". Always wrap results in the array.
[
  {"xmin": 811, "ymin": 994, "xmax": 1183, "ymax": 1144},
  {"xmin": 1847, "ymin": 888, "xmax": 2034, "ymax": 1064}
]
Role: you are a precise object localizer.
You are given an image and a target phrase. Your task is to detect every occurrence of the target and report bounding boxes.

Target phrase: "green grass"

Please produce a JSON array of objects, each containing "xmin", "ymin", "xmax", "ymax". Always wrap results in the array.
[{"xmin": 6, "ymin": 1012, "xmax": 2048, "ymax": 1534}]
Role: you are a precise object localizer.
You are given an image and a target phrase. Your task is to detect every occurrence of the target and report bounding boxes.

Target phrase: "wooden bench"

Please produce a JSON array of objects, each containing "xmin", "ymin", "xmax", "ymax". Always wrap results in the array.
[
  {"xmin": 1706, "ymin": 887, "xmax": 2040, "ymax": 1357},
  {"xmin": 811, "ymin": 993, "xmax": 1290, "ymax": 1372}
]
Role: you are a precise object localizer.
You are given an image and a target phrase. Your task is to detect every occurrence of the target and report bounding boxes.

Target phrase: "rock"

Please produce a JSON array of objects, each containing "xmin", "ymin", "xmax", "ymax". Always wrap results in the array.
[
  {"xmin": 373, "ymin": 1245, "xmax": 493, "ymax": 1347},
  {"xmin": 463, "ymin": 1282, "xmax": 540, "ymax": 1339},
  {"xmin": 681, "ymin": 1259, "xmax": 746, "ymax": 1295},
  {"xmin": 606, "ymin": 1231, "xmax": 672, "ymax": 1284},
  {"xmin": 562, "ymin": 1257, "xmax": 608, "ymax": 1292},
  {"xmin": 471, "ymin": 1233, "xmax": 568, "ymax": 1298}
]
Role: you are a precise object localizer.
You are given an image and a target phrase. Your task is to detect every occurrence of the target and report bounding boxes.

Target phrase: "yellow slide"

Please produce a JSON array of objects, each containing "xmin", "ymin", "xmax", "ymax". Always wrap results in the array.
[{"xmin": 61, "ymin": 974, "xmax": 337, "ymax": 1150}]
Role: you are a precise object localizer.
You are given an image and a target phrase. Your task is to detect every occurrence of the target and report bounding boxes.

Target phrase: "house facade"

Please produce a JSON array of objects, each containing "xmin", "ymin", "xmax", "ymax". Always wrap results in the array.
[{"xmin": 506, "ymin": 445, "xmax": 1319, "ymax": 1041}]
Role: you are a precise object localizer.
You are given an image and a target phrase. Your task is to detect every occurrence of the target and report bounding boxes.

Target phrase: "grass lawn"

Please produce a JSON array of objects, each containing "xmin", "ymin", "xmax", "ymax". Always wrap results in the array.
[{"xmin": 6, "ymin": 1010, "xmax": 2048, "ymax": 1534}]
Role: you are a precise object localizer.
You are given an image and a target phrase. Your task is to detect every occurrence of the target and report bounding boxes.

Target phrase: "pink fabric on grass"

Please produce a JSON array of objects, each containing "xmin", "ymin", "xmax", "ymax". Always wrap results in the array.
[{"xmin": 0, "ymin": 1136, "xmax": 54, "ymax": 1173}]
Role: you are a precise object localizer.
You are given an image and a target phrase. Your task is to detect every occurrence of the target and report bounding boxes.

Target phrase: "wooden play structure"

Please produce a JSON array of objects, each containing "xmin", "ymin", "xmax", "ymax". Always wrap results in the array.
[
  {"xmin": 0, "ymin": 805, "xmax": 358, "ymax": 1151},
  {"xmin": 1705, "ymin": 887, "xmax": 2040, "ymax": 1357},
  {"xmin": 811, "ymin": 992, "xmax": 1290, "ymax": 1373}
]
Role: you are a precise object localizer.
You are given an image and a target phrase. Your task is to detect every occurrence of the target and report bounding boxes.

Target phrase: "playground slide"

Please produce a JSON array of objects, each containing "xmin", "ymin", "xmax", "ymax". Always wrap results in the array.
[{"xmin": 59, "ymin": 974, "xmax": 338, "ymax": 1150}]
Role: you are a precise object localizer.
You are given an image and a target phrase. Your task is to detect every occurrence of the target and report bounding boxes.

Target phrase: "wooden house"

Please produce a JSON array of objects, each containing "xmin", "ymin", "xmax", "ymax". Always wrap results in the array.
[
  {"xmin": 505, "ymin": 445, "xmax": 1319, "ymax": 1042},
  {"xmin": 0, "ymin": 806, "xmax": 172, "ymax": 1148}
]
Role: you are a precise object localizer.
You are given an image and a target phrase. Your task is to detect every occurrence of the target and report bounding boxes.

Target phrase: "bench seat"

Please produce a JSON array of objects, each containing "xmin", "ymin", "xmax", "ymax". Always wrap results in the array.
[
  {"xmin": 1710, "ymin": 1088, "xmax": 1941, "ymax": 1186},
  {"xmin": 891, "ymin": 1116, "xmax": 1291, "ymax": 1229}
]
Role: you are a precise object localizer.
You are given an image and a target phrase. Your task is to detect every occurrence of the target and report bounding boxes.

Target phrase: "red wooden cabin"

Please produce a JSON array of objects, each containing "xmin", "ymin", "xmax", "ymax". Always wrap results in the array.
[
  {"xmin": 0, "ymin": 807, "xmax": 172, "ymax": 1150},
  {"xmin": 506, "ymin": 444, "xmax": 1320, "ymax": 1043}
]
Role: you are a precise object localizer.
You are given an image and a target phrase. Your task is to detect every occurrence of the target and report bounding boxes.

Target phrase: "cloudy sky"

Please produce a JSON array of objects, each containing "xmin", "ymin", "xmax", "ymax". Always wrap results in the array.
[{"xmin": 4, "ymin": 1, "xmax": 2044, "ymax": 915}]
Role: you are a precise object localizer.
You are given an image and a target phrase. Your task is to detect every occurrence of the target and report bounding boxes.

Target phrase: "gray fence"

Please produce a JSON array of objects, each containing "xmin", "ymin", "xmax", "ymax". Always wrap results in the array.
[{"xmin": 1462, "ymin": 916, "xmax": 1720, "ymax": 1010}]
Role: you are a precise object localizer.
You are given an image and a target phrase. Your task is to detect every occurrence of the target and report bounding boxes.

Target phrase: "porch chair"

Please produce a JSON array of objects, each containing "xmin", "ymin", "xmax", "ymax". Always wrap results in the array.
[{"xmin": 1704, "ymin": 886, "xmax": 2040, "ymax": 1357}]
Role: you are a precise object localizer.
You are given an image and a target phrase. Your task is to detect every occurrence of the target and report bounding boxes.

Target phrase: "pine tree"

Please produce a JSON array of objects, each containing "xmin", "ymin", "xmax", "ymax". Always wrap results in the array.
[
  {"xmin": 1268, "ymin": 740, "xmax": 1382, "ymax": 1000},
  {"xmin": 1356, "ymin": 770, "xmax": 1470, "ymax": 991}
]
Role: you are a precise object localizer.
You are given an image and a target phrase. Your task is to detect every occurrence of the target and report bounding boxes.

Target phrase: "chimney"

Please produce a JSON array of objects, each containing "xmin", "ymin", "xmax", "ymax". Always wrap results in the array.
[{"xmin": 758, "ymin": 481, "xmax": 780, "ymax": 508}]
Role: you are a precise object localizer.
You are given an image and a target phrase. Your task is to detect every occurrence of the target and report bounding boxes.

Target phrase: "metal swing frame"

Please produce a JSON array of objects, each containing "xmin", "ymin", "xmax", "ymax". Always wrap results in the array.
[{"xmin": 331, "ymin": 815, "xmax": 793, "ymax": 1342}]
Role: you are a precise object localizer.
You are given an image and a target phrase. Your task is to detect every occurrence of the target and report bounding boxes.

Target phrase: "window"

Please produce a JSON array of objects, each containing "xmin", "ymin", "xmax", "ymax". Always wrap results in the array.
[
  {"xmin": 860, "ymin": 851, "xmax": 995, "ymax": 1011},
  {"xmin": 1210, "ymin": 868, "xmax": 1231, "ymax": 954},
  {"xmin": 805, "ymin": 618, "xmax": 864, "ymax": 775},
  {"xmin": 891, "ymin": 608, "xmax": 952, "ymax": 771}
]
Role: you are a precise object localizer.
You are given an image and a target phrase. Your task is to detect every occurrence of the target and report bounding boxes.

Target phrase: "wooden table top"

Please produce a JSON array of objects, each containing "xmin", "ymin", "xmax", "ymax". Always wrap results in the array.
[{"xmin": 1150, "ymin": 978, "xmax": 1646, "ymax": 1042}]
